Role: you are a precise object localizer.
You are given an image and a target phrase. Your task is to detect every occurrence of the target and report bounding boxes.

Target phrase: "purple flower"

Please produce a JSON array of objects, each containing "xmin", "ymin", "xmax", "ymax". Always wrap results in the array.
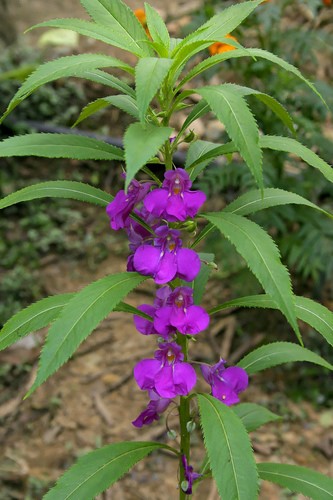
[
  {"xmin": 134, "ymin": 342, "xmax": 196, "ymax": 398},
  {"xmin": 144, "ymin": 168, "xmax": 206, "ymax": 222},
  {"xmin": 132, "ymin": 390, "xmax": 172, "ymax": 428},
  {"xmin": 133, "ymin": 287, "xmax": 176, "ymax": 339},
  {"xmin": 106, "ymin": 179, "xmax": 151, "ymax": 230},
  {"xmin": 181, "ymin": 455, "xmax": 202, "ymax": 494},
  {"xmin": 154, "ymin": 286, "xmax": 210, "ymax": 336},
  {"xmin": 126, "ymin": 207, "xmax": 159, "ymax": 252},
  {"xmin": 133, "ymin": 226, "xmax": 201, "ymax": 284},
  {"xmin": 201, "ymin": 359, "xmax": 248, "ymax": 405}
]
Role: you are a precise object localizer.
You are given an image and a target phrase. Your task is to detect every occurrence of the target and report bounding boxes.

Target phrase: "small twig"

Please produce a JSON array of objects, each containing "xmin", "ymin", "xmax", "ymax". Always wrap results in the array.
[
  {"xmin": 74, "ymin": 336, "xmax": 114, "ymax": 358},
  {"xmin": 102, "ymin": 371, "xmax": 133, "ymax": 394},
  {"xmin": 228, "ymin": 333, "xmax": 265, "ymax": 364},
  {"xmin": 219, "ymin": 316, "xmax": 237, "ymax": 359},
  {"xmin": 93, "ymin": 392, "xmax": 113, "ymax": 426}
]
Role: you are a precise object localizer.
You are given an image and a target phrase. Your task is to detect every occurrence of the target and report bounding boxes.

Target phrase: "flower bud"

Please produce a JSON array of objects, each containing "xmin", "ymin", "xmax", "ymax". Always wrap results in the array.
[
  {"xmin": 167, "ymin": 429, "xmax": 177, "ymax": 440},
  {"xmin": 183, "ymin": 130, "xmax": 196, "ymax": 143},
  {"xmin": 181, "ymin": 481, "xmax": 190, "ymax": 493},
  {"xmin": 186, "ymin": 420, "xmax": 196, "ymax": 433},
  {"xmin": 182, "ymin": 220, "xmax": 198, "ymax": 233}
]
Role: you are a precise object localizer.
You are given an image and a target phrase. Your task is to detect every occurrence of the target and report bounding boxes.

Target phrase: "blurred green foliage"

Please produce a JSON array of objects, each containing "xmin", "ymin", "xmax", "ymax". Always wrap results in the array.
[
  {"xmin": 192, "ymin": 0, "xmax": 333, "ymax": 296},
  {"xmin": 0, "ymin": 45, "xmax": 116, "ymax": 327},
  {"xmin": 189, "ymin": 0, "xmax": 333, "ymax": 406},
  {"xmin": 0, "ymin": 45, "xmax": 86, "ymax": 137}
]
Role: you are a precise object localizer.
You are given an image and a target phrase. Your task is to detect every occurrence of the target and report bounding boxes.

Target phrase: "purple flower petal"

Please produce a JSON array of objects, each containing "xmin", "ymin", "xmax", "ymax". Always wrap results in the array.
[
  {"xmin": 132, "ymin": 407, "xmax": 160, "ymax": 428},
  {"xmin": 171, "ymin": 305, "xmax": 210, "ymax": 335},
  {"xmin": 133, "ymin": 245, "xmax": 161, "ymax": 276},
  {"xmin": 154, "ymin": 365, "xmax": 178, "ymax": 398},
  {"xmin": 144, "ymin": 188, "xmax": 169, "ymax": 217},
  {"xmin": 154, "ymin": 286, "xmax": 172, "ymax": 308},
  {"xmin": 106, "ymin": 191, "xmax": 131, "ymax": 230},
  {"xmin": 127, "ymin": 254, "xmax": 135, "ymax": 272},
  {"xmin": 181, "ymin": 455, "xmax": 202, "ymax": 494},
  {"xmin": 165, "ymin": 194, "xmax": 188, "ymax": 221},
  {"xmin": 183, "ymin": 190, "xmax": 206, "ymax": 218},
  {"xmin": 200, "ymin": 364, "xmax": 212, "ymax": 384},
  {"xmin": 134, "ymin": 359, "xmax": 160, "ymax": 390},
  {"xmin": 132, "ymin": 391, "xmax": 172, "ymax": 428},
  {"xmin": 222, "ymin": 366, "xmax": 249, "ymax": 393},
  {"xmin": 134, "ymin": 304, "xmax": 156, "ymax": 336},
  {"xmin": 155, "ymin": 251, "xmax": 178, "ymax": 284},
  {"xmin": 163, "ymin": 168, "xmax": 192, "ymax": 191},
  {"xmin": 176, "ymin": 248, "xmax": 201, "ymax": 282},
  {"xmin": 211, "ymin": 380, "xmax": 241, "ymax": 406},
  {"xmin": 154, "ymin": 306, "xmax": 175, "ymax": 337},
  {"xmin": 173, "ymin": 362, "xmax": 197, "ymax": 394}
]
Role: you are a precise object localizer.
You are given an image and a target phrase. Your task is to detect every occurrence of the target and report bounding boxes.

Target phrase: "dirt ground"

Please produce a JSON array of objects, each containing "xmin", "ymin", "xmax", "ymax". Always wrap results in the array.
[{"xmin": 1, "ymin": 244, "xmax": 333, "ymax": 499}]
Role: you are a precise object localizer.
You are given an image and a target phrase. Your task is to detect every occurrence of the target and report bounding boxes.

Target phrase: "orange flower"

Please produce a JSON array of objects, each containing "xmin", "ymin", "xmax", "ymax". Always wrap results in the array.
[
  {"xmin": 134, "ymin": 8, "xmax": 147, "ymax": 25},
  {"xmin": 209, "ymin": 34, "xmax": 238, "ymax": 56},
  {"xmin": 134, "ymin": 8, "xmax": 150, "ymax": 36},
  {"xmin": 323, "ymin": 0, "xmax": 332, "ymax": 6}
]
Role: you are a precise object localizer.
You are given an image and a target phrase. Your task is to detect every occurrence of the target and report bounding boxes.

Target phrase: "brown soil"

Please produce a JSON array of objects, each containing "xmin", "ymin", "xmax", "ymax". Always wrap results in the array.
[{"xmin": 1, "ymin": 244, "xmax": 333, "ymax": 500}]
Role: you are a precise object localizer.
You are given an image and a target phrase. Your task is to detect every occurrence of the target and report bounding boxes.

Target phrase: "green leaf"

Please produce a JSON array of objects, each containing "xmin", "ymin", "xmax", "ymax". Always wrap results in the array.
[
  {"xmin": 237, "ymin": 342, "xmax": 333, "ymax": 374},
  {"xmin": 27, "ymin": 272, "xmax": 147, "ymax": 396},
  {"xmin": 0, "ymin": 181, "xmax": 113, "ymax": 210},
  {"xmin": 99, "ymin": 95, "xmax": 139, "ymax": 119},
  {"xmin": 193, "ymin": 253, "xmax": 215, "ymax": 305},
  {"xmin": 190, "ymin": 222, "xmax": 215, "ymax": 249},
  {"xmin": 222, "ymin": 83, "xmax": 295, "ymax": 134},
  {"xmin": 177, "ymin": 49, "xmax": 253, "ymax": 90},
  {"xmin": 178, "ymin": 47, "xmax": 323, "ymax": 103},
  {"xmin": 28, "ymin": 18, "xmax": 148, "ymax": 58},
  {"xmin": 144, "ymin": 3, "xmax": 170, "ymax": 51},
  {"xmin": 0, "ymin": 293, "xmax": 74, "ymax": 351},
  {"xmin": 74, "ymin": 95, "xmax": 139, "ymax": 126},
  {"xmin": 124, "ymin": 123, "xmax": 172, "ymax": 189},
  {"xmin": 205, "ymin": 212, "xmax": 300, "ymax": 341},
  {"xmin": 170, "ymin": 41, "xmax": 215, "ymax": 84},
  {"xmin": 186, "ymin": 141, "xmax": 219, "ymax": 180},
  {"xmin": 209, "ymin": 294, "xmax": 333, "ymax": 348},
  {"xmin": 295, "ymin": 297, "xmax": 333, "ymax": 347},
  {"xmin": 115, "ymin": 302, "xmax": 152, "ymax": 321},
  {"xmin": 248, "ymin": 48, "xmax": 325, "ymax": 104},
  {"xmin": 79, "ymin": 68, "xmax": 135, "ymax": 91},
  {"xmin": 0, "ymin": 297, "xmax": 152, "ymax": 360},
  {"xmin": 135, "ymin": 57, "xmax": 173, "ymax": 122},
  {"xmin": 0, "ymin": 54, "xmax": 132, "ymax": 122},
  {"xmin": 233, "ymin": 403, "xmax": 281, "ymax": 432},
  {"xmin": 224, "ymin": 188, "xmax": 333, "ymax": 219},
  {"xmin": 258, "ymin": 463, "xmax": 333, "ymax": 500},
  {"xmin": 251, "ymin": 93, "xmax": 295, "ymax": 134},
  {"xmin": 80, "ymin": 0, "xmax": 151, "ymax": 55},
  {"xmin": 197, "ymin": 86, "xmax": 263, "ymax": 189},
  {"xmin": 79, "ymin": 70, "xmax": 134, "ymax": 96},
  {"xmin": 0, "ymin": 133, "xmax": 124, "ymax": 161},
  {"xmin": 186, "ymin": 140, "xmax": 236, "ymax": 180},
  {"xmin": 178, "ymin": 100, "xmax": 210, "ymax": 138},
  {"xmin": 44, "ymin": 441, "xmax": 167, "ymax": 500},
  {"xmin": 260, "ymin": 135, "xmax": 333, "ymax": 183},
  {"xmin": 198, "ymin": 394, "xmax": 259, "ymax": 500},
  {"xmin": 178, "ymin": 1, "xmax": 262, "ymax": 47}
]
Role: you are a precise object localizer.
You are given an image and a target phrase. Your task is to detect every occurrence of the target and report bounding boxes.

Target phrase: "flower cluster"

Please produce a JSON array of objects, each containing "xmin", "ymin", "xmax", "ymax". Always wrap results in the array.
[
  {"xmin": 106, "ymin": 166, "xmax": 248, "ymax": 493},
  {"xmin": 106, "ymin": 168, "xmax": 248, "ymax": 409}
]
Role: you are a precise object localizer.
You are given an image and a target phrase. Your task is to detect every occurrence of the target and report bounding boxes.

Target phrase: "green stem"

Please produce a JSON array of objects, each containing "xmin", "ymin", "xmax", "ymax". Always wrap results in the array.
[
  {"xmin": 164, "ymin": 139, "xmax": 173, "ymax": 170},
  {"xmin": 177, "ymin": 333, "xmax": 191, "ymax": 500}
]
